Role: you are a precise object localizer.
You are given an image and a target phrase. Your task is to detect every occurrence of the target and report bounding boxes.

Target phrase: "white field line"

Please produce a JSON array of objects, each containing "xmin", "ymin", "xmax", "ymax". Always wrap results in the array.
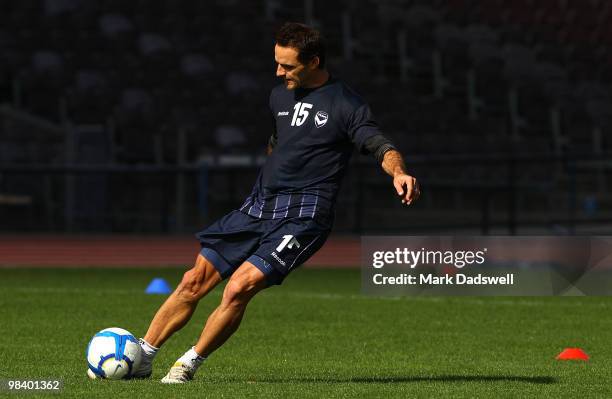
[
  {"xmin": 283, "ymin": 291, "xmax": 612, "ymax": 308},
  {"xmin": 1, "ymin": 287, "xmax": 610, "ymax": 308},
  {"xmin": 0, "ymin": 287, "xmax": 141, "ymax": 294}
]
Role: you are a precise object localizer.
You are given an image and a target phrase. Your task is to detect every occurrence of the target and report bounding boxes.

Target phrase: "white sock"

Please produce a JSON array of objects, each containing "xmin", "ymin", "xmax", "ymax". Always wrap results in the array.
[
  {"xmin": 177, "ymin": 347, "xmax": 207, "ymax": 370},
  {"xmin": 140, "ymin": 338, "xmax": 159, "ymax": 359}
]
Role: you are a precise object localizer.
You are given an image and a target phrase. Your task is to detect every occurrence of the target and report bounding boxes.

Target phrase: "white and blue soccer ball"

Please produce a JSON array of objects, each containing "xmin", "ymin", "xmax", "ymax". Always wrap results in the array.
[{"xmin": 86, "ymin": 327, "xmax": 142, "ymax": 380}]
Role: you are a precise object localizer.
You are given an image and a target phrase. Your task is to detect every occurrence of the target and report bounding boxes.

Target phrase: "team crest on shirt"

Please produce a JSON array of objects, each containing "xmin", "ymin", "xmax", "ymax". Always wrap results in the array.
[{"xmin": 314, "ymin": 111, "xmax": 329, "ymax": 128}]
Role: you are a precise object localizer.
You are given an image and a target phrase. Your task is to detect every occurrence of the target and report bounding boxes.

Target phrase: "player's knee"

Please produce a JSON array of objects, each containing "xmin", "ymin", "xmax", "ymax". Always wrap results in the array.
[
  {"xmin": 221, "ymin": 276, "xmax": 260, "ymax": 309},
  {"xmin": 176, "ymin": 268, "xmax": 204, "ymax": 302}
]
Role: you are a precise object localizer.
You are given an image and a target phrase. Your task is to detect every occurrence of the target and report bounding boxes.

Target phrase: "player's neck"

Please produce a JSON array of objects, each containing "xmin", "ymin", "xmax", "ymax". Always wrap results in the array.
[{"xmin": 302, "ymin": 70, "xmax": 330, "ymax": 89}]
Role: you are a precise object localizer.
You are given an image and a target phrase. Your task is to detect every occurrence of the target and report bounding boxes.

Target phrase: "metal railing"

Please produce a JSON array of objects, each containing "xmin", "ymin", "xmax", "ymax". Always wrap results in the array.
[{"xmin": 1, "ymin": 152, "xmax": 610, "ymax": 235}]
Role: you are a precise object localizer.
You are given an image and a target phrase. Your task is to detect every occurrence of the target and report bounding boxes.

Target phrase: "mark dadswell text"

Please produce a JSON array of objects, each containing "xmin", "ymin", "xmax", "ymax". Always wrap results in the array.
[{"xmin": 373, "ymin": 273, "xmax": 515, "ymax": 286}]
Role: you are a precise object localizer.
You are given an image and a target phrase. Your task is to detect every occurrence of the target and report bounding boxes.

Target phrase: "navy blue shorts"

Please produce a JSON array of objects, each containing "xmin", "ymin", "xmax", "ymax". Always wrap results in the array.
[{"xmin": 195, "ymin": 210, "xmax": 331, "ymax": 285}]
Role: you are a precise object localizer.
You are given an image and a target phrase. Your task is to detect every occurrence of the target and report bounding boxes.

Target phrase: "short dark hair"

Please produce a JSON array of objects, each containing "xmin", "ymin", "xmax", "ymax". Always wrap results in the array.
[{"xmin": 275, "ymin": 22, "xmax": 326, "ymax": 69}]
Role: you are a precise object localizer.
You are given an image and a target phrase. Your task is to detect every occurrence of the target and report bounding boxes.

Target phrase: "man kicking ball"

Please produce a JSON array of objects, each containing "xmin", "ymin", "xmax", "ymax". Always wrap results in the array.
[{"xmin": 135, "ymin": 22, "xmax": 419, "ymax": 383}]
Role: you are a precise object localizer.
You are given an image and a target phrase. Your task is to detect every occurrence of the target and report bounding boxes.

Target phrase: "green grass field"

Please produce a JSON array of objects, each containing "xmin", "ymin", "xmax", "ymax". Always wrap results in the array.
[{"xmin": 0, "ymin": 267, "xmax": 610, "ymax": 398}]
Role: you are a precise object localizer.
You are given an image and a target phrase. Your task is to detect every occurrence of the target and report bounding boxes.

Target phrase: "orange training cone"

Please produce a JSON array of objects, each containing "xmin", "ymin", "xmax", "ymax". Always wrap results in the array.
[{"xmin": 556, "ymin": 348, "xmax": 589, "ymax": 361}]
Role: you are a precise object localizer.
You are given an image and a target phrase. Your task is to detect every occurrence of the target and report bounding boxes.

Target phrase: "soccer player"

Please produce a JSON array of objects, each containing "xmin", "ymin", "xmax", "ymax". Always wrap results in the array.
[{"xmin": 136, "ymin": 22, "xmax": 419, "ymax": 383}]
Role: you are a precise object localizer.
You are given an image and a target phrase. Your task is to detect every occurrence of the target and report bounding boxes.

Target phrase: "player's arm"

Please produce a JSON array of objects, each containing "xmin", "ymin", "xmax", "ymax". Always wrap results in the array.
[
  {"xmin": 363, "ymin": 135, "xmax": 420, "ymax": 206},
  {"xmin": 346, "ymin": 100, "xmax": 419, "ymax": 205},
  {"xmin": 268, "ymin": 90, "xmax": 278, "ymax": 155},
  {"xmin": 382, "ymin": 149, "xmax": 420, "ymax": 205},
  {"xmin": 267, "ymin": 131, "xmax": 277, "ymax": 155}
]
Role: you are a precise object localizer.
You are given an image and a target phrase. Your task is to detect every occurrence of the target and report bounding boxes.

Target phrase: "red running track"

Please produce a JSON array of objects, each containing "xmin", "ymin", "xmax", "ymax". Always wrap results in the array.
[{"xmin": 0, "ymin": 235, "xmax": 360, "ymax": 268}]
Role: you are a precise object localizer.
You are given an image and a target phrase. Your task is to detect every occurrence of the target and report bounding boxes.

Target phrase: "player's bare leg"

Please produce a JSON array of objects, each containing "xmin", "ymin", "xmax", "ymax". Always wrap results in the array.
[
  {"xmin": 133, "ymin": 254, "xmax": 223, "ymax": 378},
  {"xmin": 144, "ymin": 254, "xmax": 222, "ymax": 347},
  {"xmin": 161, "ymin": 262, "xmax": 267, "ymax": 383},
  {"xmin": 195, "ymin": 262, "xmax": 267, "ymax": 356}
]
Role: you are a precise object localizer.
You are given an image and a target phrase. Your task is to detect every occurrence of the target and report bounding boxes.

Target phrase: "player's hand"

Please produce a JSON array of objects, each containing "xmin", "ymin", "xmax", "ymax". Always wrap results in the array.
[{"xmin": 393, "ymin": 174, "xmax": 420, "ymax": 205}]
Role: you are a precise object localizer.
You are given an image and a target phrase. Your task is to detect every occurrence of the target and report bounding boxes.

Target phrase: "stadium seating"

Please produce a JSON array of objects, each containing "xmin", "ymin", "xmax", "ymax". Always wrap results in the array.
[
  {"xmin": 1, "ymin": 0, "xmax": 608, "ymax": 158},
  {"xmin": 0, "ymin": 0, "xmax": 609, "ymax": 232}
]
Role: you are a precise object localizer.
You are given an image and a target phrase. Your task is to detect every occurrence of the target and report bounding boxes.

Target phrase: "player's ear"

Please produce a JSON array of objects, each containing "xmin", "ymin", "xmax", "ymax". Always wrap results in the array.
[{"xmin": 308, "ymin": 56, "xmax": 320, "ymax": 70}]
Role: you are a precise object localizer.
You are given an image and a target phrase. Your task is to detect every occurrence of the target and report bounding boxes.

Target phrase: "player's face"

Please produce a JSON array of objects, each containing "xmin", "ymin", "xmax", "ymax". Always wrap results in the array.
[{"xmin": 275, "ymin": 44, "xmax": 317, "ymax": 90}]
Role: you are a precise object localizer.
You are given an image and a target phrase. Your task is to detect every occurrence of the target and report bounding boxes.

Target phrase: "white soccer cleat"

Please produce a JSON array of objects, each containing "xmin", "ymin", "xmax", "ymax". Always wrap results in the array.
[
  {"xmin": 160, "ymin": 362, "xmax": 196, "ymax": 384},
  {"xmin": 131, "ymin": 360, "xmax": 152, "ymax": 378},
  {"xmin": 87, "ymin": 369, "xmax": 98, "ymax": 379},
  {"xmin": 131, "ymin": 338, "xmax": 153, "ymax": 378}
]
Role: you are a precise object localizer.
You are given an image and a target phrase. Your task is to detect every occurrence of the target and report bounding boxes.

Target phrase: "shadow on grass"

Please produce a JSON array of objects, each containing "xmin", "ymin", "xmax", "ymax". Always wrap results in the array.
[{"xmin": 233, "ymin": 375, "xmax": 557, "ymax": 385}]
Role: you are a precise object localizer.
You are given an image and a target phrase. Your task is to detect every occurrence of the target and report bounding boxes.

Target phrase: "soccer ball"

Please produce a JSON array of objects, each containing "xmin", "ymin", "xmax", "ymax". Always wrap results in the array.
[{"xmin": 86, "ymin": 327, "xmax": 142, "ymax": 380}]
